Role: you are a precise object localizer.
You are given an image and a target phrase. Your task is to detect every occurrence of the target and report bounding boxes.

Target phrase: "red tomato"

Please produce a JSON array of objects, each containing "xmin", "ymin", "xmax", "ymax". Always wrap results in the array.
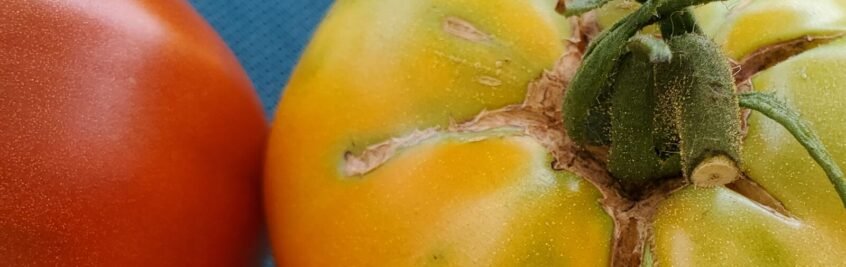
[{"xmin": 0, "ymin": 1, "xmax": 267, "ymax": 266}]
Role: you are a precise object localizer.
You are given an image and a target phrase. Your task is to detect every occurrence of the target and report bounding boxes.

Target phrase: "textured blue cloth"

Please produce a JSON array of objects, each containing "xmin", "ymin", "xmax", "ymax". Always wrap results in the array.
[
  {"xmin": 189, "ymin": 0, "xmax": 334, "ymax": 118},
  {"xmin": 187, "ymin": 1, "xmax": 334, "ymax": 266}
]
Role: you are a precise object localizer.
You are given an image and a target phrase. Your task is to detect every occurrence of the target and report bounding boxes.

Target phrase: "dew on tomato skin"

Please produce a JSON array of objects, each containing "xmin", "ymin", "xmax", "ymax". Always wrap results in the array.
[{"xmin": 799, "ymin": 66, "xmax": 809, "ymax": 80}]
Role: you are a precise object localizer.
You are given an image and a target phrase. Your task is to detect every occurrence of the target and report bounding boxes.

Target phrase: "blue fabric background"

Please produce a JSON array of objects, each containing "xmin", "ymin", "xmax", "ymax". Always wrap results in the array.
[
  {"xmin": 188, "ymin": 0, "xmax": 334, "ymax": 118},
  {"xmin": 186, "ymin": 1, "xmax": 334, "ymax": 265}
]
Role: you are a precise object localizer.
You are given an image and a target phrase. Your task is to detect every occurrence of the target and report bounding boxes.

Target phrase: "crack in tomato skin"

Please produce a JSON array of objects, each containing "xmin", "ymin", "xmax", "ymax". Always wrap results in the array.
[
  {"xmin": 338, "ymin": 9, "xmax": 826, "ymax": 266},
  {"xmin": 337, "ymin": 15, "xmax": 647, "ymax": 265},
  {"xmin": 270, "ymin": 1, "xmax": 846, "ymax": 266}
]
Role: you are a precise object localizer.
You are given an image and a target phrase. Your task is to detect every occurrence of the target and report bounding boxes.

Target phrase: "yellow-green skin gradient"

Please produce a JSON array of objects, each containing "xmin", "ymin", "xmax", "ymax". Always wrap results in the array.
[
  {"xmin": 654, "ymin": 0, "xmax": 846, "ymax": 265},
  {"xmin": 266, "ymin": 0, "xmax": 846, "ymax": 266}
]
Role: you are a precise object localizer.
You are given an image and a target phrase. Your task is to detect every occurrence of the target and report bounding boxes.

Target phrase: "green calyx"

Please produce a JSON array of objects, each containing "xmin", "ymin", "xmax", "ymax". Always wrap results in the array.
[
  {"xmin": 609, "ymin": 51, "xmax": 681, "ymax": 191},
  {"xmin": 563, "ymin": 0, "xmax": 737, "ymax": 189},
  {"xmin": 561, "ymin": 0, "xmax": 846, "ymax": 202},
  {"xmin": 563, "ymin": 0, "xmax": 725, "ymax": 146}
]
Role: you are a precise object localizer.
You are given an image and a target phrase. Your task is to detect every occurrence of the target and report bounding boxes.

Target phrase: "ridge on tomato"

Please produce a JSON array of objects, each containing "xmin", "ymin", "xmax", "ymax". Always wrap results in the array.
[
  {"xmin": 266, "ymin": 0, "xmax": 846, "ymax": 266},
  {"xmin": 1, "ymin": 1, "xmax": 267, "ymax": 266}
]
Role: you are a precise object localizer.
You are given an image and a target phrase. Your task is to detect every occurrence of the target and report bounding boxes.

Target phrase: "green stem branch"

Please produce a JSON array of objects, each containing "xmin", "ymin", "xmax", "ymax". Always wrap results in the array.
[
  {"xmin": 660, "ymin": 9, "xmax": 702, "ymax": 37},
  {"xmin": 636, "ymin": 0, "xmax": 702, "ymax": 37},
  {"xmin": 739, "ymin": 92, "xmax": 846, "ymax": 208},
  {"xmin": 557, "ymin": 0, "xmax": 615, "ymax": 16}
]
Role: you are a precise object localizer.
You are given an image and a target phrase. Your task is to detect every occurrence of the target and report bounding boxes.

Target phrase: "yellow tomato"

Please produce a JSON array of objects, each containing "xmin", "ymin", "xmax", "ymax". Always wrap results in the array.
[{"xmin": 266, "ymin": 0, "xmax": 846, "ymax": 266}]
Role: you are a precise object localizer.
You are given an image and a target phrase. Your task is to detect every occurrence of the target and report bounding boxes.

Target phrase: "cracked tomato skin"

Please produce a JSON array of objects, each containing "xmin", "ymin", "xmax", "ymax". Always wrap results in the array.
[
  {"xmin": 0, "ymin": 0, "xmax": 266, "ymax": 266},
  {"xmin": 268, "ymin": 0, "xmax": 846, "ymax": 266},
  {"xmin": 265, "ymin": 0, "xmax": 614, "ymax": 266}
]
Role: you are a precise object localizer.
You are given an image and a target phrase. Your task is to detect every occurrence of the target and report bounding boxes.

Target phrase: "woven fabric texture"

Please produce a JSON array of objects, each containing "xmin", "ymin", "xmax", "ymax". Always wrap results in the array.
[{"xmin": 189, "ymin": 0, "xmax": 333, "ymax": 117}]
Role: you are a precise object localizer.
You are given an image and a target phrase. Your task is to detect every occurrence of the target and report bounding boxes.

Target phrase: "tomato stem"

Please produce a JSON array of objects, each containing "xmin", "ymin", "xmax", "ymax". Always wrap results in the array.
[
  {"xmin": 656, "ymin": 34, "xmax": 742, "ymax": 186},
  {"xmin": 739, "ymin": 92, "xmax": 846, "ymax": 208}
]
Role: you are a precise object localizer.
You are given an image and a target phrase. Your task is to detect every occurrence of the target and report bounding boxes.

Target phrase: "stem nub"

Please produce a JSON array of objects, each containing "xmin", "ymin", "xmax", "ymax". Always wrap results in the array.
[{"xmin": 691, "ymin": 155, "xmax": 740, "ymax": 187}]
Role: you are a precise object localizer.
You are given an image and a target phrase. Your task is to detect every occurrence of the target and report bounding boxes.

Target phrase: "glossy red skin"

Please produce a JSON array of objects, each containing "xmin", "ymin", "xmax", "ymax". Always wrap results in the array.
[{"xmin": 0, "ymin": 0, "xmax": 267, "ymax": 266}]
